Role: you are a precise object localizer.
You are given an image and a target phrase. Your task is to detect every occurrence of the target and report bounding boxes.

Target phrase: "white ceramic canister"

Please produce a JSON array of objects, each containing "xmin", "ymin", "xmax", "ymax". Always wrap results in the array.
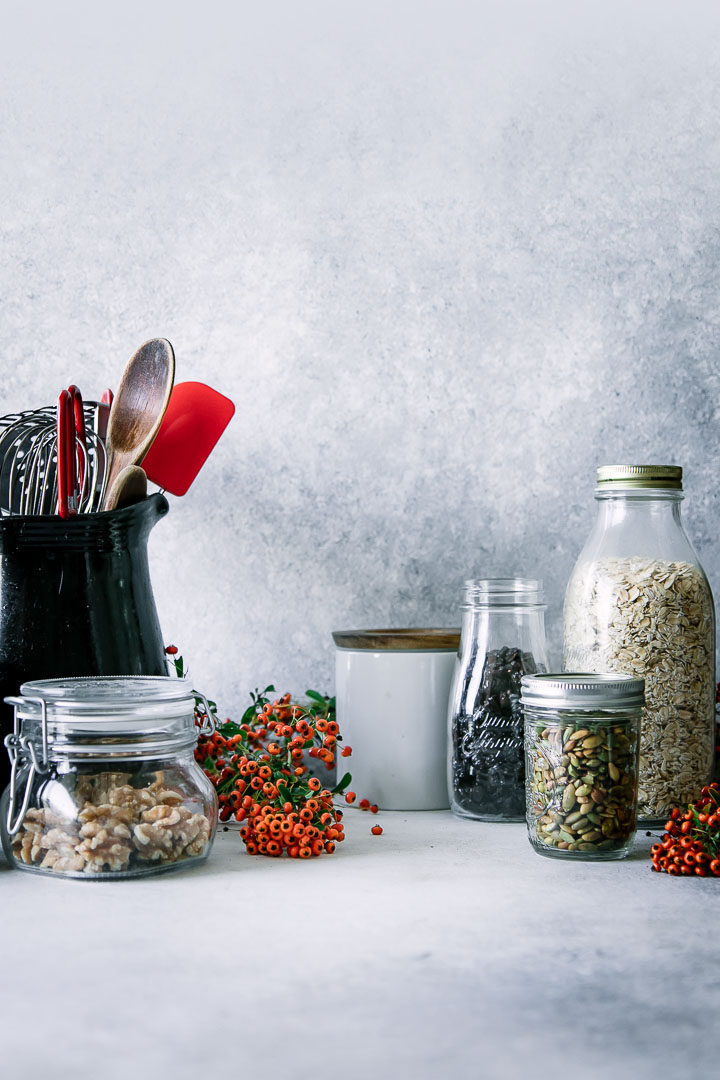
[{"xmin": 332, "ymin": 628, "xmax": 460, "ymax": 810}]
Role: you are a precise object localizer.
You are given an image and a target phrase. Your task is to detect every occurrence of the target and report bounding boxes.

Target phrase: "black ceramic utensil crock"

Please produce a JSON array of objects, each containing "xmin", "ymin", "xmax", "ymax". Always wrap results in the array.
[{"xmin": 0, "ymin": 493, "xmax": 170, "ymax": 790}]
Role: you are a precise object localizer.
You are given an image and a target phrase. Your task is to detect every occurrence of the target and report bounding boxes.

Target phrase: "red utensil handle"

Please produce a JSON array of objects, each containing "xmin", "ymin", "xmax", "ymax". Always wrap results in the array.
[
  {"xmin": 56, "ymin": 390, "xmax": 77, "ymax": 518},
  {"xmin": 67, "ymin": 384, "xmax": 87, "ymax": 496}
]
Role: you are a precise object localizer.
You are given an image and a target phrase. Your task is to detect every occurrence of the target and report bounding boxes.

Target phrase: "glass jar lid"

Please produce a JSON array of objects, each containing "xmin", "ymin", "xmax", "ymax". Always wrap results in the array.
[
  {"xmin": 14, "ymin": 676, "xmax": 194, "ymax": 720},
  {"xmin": 521, "ymin": 672, "xmax": 645, "ymax": 709},
  {"xmin": 463, "ymin": 578, "xmax": 544, "ymax": 608},
  {"xmin": 4, "ymin": 677, "xmax": 205, "ymax": 758},
  {"xmin": 596, "ymin": 465, "xmax": 683, "ymax": 490}
]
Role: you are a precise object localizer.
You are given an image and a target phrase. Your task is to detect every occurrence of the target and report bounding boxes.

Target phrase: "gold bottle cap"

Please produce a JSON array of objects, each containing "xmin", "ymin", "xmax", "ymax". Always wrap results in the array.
[{"xmin": 596, "ymin": 464, "xmax": 683, "ymax": 490}]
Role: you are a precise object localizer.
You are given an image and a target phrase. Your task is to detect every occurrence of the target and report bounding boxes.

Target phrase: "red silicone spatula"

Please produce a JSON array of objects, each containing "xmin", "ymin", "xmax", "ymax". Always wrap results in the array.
[{"xmin": 139, "ymin": 381, "xmax": 235, "ymax": 496}]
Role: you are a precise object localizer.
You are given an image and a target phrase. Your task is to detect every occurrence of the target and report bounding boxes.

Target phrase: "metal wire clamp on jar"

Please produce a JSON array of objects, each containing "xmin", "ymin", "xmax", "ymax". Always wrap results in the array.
[
  {"xmin": 1, "ymin": 676, "xmax": 218, "ymax": 879},
  {"xmin": 448, "ymin": 579, "xmax": 549, "ymax": 821},
  {"xmin": 522, "ymin": 673, "xmax": 644, "ymax": 860},
  {"xmin": 563, "ymin": 465, "xmax": 716, "ymax": 823}
]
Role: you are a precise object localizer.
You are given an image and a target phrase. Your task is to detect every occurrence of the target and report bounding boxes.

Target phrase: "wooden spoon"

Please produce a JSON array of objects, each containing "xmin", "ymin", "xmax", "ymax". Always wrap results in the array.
[
  {"xmin": 103, "ymin": 465, "xmax": 148, "ymax": 512},
  {"xmin": 101, "ymin": 338, "xmax": 175, "ymax": 510}
]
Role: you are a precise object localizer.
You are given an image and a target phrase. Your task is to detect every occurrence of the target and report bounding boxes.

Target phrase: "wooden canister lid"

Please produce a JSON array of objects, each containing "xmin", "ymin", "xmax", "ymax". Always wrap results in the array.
[{"xmin": 332, "ymin": 628, "xmax": 460, "ymax": 652}]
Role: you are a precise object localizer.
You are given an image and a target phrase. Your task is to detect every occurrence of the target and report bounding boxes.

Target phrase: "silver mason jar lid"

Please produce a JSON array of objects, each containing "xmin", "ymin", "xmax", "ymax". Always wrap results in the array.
[{"xmin": 521, "ymin": 672, "xmax": 645, "ymax": 709}]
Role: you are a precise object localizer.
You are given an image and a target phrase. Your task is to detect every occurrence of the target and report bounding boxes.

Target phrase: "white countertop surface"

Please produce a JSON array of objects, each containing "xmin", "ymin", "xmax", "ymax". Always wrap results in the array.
[{"xmin": 1, "ymin": 810, "xmax": 717, "ymax": 1080}]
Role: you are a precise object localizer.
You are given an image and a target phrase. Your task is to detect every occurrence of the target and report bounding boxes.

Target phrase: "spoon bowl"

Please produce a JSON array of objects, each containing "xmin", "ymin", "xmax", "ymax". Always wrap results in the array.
[
  {"xmin": 103, "ymin": 465, "xmax": 148, "ymax": 512},
  {"xmin": 102, "ymin": 339, "xmax": 175, "ymax": 509}
]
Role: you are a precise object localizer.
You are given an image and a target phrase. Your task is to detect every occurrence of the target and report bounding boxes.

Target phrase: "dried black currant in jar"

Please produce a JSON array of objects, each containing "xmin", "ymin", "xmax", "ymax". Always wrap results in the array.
[{"xmin": 447, "ymin": 580, "xmax": 548, "ymax": 821}]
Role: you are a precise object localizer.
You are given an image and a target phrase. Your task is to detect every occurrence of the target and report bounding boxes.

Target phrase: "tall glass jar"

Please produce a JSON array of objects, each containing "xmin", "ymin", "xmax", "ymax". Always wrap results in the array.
[
  {"xmin": 1, "ymin": 676, "xmax": 218, "ymax": 879},
  {"xmin": 523, "ymin": 673, "xmax": 643, "ymax": 860},
  {"xmin": 448, "ymin": 578, "xmax": 549, "ymax": 820},
  {"xmin": 563, "ymin": 465, "xmax": 716, "ymax": 823}
]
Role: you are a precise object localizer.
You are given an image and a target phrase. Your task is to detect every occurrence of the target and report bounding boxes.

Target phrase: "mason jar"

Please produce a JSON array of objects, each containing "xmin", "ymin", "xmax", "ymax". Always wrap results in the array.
[
  {"xmin": 563, "ymin": 465, "xmax": 715, "ymax": 823},
  {"xmin": 448, "ymin": 579, "xmax": 549, "ymax": 821},
  {"xmin": 522, "ymin": 673, "xmax": 643, "ymax": 860},
  {"xmin": 1, "ymin": 676, "xmax": 218, "ymax": 879}
]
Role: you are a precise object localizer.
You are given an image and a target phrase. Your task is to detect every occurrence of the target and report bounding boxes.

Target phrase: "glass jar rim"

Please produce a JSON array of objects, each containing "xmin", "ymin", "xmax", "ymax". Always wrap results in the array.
[
  {"xmin": 594, "ymin": 487, "xmax": 684, "ymax": 501},
  {"xmin": 463, "ymin": 578, "xmax": 544, "ymax": 608}
]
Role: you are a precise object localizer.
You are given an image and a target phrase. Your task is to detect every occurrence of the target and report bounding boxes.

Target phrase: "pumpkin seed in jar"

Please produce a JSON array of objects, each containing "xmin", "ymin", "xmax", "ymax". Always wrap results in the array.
[{"xmin": 523, "ymin": 687, "xmax": 641, "ymax": 862}]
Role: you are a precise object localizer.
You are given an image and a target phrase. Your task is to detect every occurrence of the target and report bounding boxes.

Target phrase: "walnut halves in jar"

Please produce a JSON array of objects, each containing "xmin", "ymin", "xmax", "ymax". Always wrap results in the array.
[
  {"xmin": 10, "ymin": 771, "xmax": 213, "ymax": 876},
  {"xmin": 2, "ymin": 677, "xmax": 218, "ymax": 880}
]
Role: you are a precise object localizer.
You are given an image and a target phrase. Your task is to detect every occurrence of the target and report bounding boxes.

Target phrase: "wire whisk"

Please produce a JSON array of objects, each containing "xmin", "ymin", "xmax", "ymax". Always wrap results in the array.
[{"xmin": 0, "ymin": 404, "xmax": 107, "ymax": 517}]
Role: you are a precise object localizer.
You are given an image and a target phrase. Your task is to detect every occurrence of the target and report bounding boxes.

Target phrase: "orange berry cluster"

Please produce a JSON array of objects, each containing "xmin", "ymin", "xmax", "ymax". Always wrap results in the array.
[
  {"xmin": 241, "ymin": 790, "xmax": 345, "ymax": 857},
  {"xmin": 195, "ymin": 688, "xmax": 369, "ymax": 857},
  {"xmin": 651, "ymin": 782, "xmax": 720, "ymax": 876}
]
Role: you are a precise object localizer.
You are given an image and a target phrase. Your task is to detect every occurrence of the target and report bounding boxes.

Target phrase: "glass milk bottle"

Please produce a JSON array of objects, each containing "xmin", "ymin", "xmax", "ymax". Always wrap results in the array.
[{"xmin": 563, "ymin": 465, "xmax": 715, "ymax": 823}]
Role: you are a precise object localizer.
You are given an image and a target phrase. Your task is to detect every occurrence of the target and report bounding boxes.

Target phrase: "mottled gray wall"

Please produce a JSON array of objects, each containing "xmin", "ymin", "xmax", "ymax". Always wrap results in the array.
[{"xmin": 2, "ymin": 1, "xmax": 720, "ymax": 714}]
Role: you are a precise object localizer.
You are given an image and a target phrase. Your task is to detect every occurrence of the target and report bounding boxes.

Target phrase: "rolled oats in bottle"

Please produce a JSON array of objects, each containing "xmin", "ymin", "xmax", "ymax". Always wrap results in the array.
[{"xmin": 563, "ymin": 466, "xmax": 715, "ymax": 823}]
